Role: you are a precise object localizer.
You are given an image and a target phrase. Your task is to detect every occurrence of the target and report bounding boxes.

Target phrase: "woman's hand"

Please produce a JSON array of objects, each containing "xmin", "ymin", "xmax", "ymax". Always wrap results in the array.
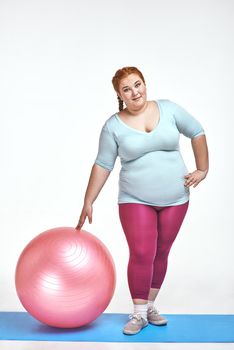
[
  {"xmin": 184, "ymin": 169, "xmax": 208, "ymax": 188},
  {"xmin": 75, "ymin": 203, "xmax": 93, "ymax": 230}
]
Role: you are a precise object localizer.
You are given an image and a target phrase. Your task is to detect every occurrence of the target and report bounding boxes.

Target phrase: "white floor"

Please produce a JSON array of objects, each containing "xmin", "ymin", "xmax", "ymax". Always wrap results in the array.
[{"xmin": 0, "ymin": 342, "xmax": 233, "ymax": 350}]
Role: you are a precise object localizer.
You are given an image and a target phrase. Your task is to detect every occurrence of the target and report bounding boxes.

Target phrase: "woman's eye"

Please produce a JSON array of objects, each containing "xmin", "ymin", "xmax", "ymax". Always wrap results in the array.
[{"xmin": 123, "ymin": 83, "xmax": 140, "ymax": 93}]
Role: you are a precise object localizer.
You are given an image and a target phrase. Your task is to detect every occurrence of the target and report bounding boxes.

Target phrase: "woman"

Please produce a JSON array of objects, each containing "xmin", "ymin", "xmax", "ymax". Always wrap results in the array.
[{"xmin": 76, "ymin": 66, "xmax": 209, "ymax": 335}]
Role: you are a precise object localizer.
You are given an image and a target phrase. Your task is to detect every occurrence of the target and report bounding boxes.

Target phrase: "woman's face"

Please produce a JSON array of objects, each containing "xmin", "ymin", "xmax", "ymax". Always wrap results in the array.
[{"xmin": 117, "ymin": 73, "xmax": 147, "ymax": 111}]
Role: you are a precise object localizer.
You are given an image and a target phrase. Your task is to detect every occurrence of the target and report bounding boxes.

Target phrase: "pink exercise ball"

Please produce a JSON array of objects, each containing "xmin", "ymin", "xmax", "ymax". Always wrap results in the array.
[{"xmin": 15, "ymin": 227, "xmax": 116, "ymax": 328}]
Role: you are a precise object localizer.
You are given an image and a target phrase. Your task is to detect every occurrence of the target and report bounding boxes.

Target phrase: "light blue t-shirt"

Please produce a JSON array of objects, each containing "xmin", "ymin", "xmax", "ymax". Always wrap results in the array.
[{"xmin": 94, "ymin": 99, "xmax": 205, "ymax": 206}]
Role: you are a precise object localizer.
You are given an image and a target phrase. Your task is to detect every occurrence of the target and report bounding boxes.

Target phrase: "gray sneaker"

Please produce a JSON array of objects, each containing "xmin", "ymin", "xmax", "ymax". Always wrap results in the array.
[
  {"xmin": 147, "ymin": 307, "xmax": 168, "ymax": 326},
  {"xmin": 123, "ymin": 313, "xmax": 148, "ymax": 335}
]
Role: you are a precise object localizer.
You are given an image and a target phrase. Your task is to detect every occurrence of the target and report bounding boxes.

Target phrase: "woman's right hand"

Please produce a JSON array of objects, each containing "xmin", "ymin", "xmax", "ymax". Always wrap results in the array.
[{"xmin": 75, "ymin": 203, "xmax": 93, "ymax": 230}]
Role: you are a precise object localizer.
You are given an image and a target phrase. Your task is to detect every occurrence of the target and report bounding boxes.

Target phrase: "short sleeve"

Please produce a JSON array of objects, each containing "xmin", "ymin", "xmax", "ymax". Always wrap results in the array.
[
  {"xmin": 94, "ymin": 123, "xmax": 118, "ymax": 171},
  {"xmin": 170, "ymin": 100, "xmax": 205, "ymax": 139}
]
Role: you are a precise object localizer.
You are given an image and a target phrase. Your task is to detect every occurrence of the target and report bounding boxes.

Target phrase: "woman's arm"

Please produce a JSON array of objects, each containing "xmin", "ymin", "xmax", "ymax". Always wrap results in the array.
[
  {"xmin": 76, "ymin": 163, "xmax": 111, "ymax": 229},
  {"xmin": 184, "ymin": 135, "xmax": 209, "ymax": 188},
  {"xmin": 83, "ymin": 163, "xmax": 111, "ymax": 205},
  {"xmin": 191, "ymin": 134, "xmax": 209, "ymax": 174}
]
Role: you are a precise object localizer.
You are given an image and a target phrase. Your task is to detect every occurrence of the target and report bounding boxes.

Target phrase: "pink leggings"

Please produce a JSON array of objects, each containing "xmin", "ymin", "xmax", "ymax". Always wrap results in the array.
[{"xmin": 118, "ymin": 201, "xmax": 189, "ymax": 300}]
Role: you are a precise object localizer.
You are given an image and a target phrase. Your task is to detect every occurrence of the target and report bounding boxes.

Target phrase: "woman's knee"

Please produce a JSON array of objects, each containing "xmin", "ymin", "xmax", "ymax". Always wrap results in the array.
[{"xmin": 130, "ymin": 245, "xmax": 156, "ymax": 264}]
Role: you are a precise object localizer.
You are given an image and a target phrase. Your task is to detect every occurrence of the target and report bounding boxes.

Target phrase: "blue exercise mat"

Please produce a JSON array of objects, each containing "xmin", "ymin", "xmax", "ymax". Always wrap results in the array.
[{"xmin": 0, "ymin": 312, "xmax": 233, "ymax": 343}]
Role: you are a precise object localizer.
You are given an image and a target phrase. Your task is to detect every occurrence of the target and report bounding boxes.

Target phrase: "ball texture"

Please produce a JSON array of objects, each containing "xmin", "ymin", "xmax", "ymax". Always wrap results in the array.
[{"xmin": 15, "ymin": 227, "xmax": 116, "ymax": 328}]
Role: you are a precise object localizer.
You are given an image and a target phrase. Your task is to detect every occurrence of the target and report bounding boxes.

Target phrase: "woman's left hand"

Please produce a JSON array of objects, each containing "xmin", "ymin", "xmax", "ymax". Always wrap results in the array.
[{"xmin": 184, "ymin": 170, "xmax": 208, "ymax": 188}]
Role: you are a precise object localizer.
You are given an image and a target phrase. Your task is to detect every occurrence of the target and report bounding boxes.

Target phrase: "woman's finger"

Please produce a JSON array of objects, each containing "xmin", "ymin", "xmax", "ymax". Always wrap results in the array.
[
  {"xmin": 185, "ymin": 178, "xmax": 195, "ymax": 187},
  {"xmin": 193, "ymin": 179, "xmax": 200, "ymax": 187},
  {"xmin": 185, "ymin": 176, "xmax": 193, "ymax": 183},
  {"xmin": 88, "ymin": 211, "xmax": 92, "ymax": 224},
  {"xmin": 76, "ymin": 222, "xmax": 82, "ymax": 230},
  {"xmin": 78, "ymin": 214, "xmax": 86, "ymax": 227}
]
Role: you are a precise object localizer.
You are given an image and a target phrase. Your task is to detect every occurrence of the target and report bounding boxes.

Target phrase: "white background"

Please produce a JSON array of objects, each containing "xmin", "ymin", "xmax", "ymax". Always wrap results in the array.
[{"xmin": 0, "ymin": 0, "xmax": 233, "ymax": 320}]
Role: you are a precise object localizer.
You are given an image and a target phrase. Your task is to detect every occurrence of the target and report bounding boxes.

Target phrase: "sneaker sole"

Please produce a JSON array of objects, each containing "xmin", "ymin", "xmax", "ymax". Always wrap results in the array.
[
  {"xmin": 123, "ymin": 323, "xmax": 148, "ymax": 335},
  {"xmin": 148, "ymin": 319, "xmax": 168, "ymax": 326}
]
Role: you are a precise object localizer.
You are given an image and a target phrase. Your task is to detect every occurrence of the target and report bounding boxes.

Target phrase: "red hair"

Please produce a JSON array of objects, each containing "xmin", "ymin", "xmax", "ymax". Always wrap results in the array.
[{"xmin": 112, "ymin": 66, "xmax": 146, "ymax": 111}]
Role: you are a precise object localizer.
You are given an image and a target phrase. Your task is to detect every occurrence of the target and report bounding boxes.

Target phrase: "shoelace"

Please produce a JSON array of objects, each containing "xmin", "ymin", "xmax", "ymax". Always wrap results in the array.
[
  {"xmin": 148, "ymin": 307, "xmax": 160, "ymax": 315},
  {"xmin": 128, "ymin": 313, "xmax": 143, "ymax": 322}
]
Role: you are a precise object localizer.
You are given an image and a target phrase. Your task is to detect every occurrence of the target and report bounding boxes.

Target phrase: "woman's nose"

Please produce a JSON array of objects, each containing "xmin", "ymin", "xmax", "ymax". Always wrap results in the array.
[{"xmin": 132, "ymin": 88, "xmax": 138, "ymax": 96}]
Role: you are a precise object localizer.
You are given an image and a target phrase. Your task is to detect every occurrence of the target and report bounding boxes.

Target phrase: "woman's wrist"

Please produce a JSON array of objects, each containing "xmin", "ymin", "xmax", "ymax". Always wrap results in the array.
[
  {"xmin": 197, "ymin": 169, "xmax": 208, "ymax": 177},
  {"xmin": 84, "ymin": 199, "xmax": 93, "ymax": 206}
]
